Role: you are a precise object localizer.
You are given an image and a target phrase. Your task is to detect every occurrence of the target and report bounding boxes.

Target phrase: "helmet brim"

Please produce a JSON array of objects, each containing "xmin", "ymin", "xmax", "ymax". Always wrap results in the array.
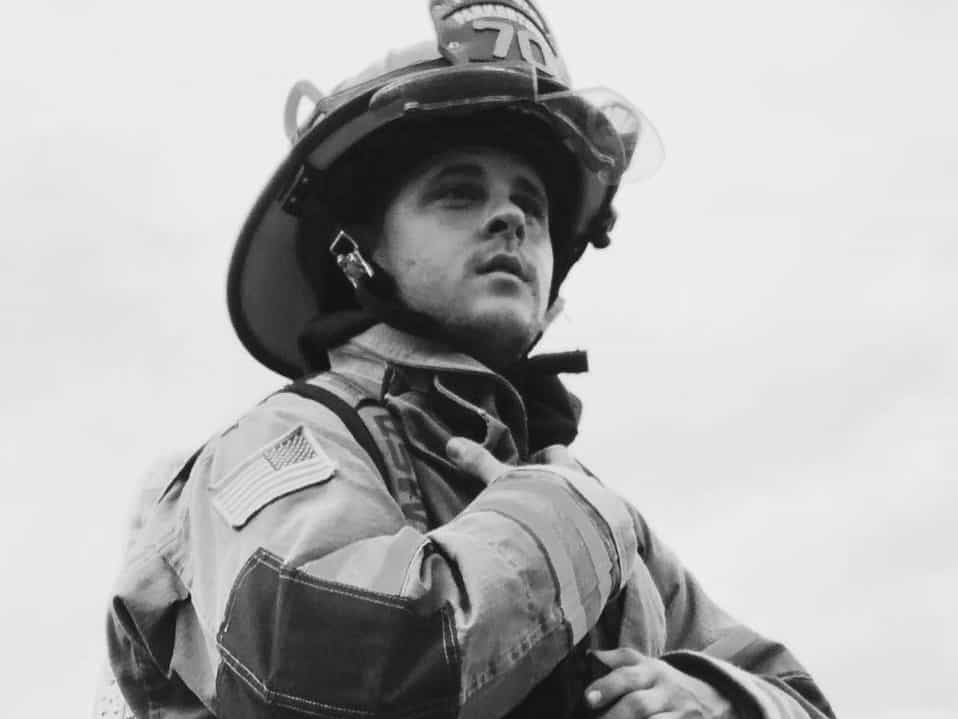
[{"xmin": 229, "ymin": 63, "xmax": 661, "ymax": 378}]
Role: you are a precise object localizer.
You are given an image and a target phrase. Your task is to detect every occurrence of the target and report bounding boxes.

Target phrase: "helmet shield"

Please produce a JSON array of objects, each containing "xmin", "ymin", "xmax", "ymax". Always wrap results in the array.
[{"xmin": 356, "ymin": 63, "xmax": 662, "ymax": 184}]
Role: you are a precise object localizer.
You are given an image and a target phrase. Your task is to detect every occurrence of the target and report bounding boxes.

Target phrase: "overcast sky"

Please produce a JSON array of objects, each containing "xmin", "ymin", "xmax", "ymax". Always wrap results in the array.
[{"xmin": 1, "ymin": 2, "xmax": 955, "ymax": 717}]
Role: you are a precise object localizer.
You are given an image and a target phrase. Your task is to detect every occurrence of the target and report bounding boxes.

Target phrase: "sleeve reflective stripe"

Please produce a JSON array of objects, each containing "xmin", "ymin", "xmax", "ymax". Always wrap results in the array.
[
  {"xmin": 491, "ymin": 476, "xmax": 613, "ymax": 604},
  {"xmin": 217, "ymin": 549, "xmax": 459, "ymax": 719},
  {"xmin": 663, "ymin": 651, "xmax": 824, "ymax": 719},
  {"xmin": 464, "ymin": 480, "xmax": 612, "ymax": 641},
  {"xmin": 520, "ymin": 465, "xmax": 638, "ymax": 586},
  {"xmin": 762, "ymin": 676, "xmax": 836, "ymax": 719},
  {"xmin": 472, "ymin": 504, "xmax": 588, "ymax": 640}
]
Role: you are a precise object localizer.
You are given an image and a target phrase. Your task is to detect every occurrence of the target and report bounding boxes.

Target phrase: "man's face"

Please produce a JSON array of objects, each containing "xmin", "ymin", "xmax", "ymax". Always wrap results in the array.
[{"xmin": 373, "ymin": 146, "xmax": 554, "ymax": 365}]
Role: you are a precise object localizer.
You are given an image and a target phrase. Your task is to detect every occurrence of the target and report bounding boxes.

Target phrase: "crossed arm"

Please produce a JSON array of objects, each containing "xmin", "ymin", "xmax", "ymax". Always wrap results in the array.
[
  {"xmin": 449, "ymin": 437, "xmax": 834, "ymax": 719},
  {"xmin": 452, "ymin": 438, "xmax": 738, "ymax": 719}
]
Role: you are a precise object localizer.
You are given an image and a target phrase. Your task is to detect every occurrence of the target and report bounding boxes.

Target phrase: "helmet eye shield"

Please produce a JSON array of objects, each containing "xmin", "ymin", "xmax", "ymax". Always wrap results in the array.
[
  {"xmin": 302, "ymin": 62, "xmax": 662, "ymax": 187},
  {"xmin": 362, "ymin": 63, "xmax": 663, "ymax": 185}
]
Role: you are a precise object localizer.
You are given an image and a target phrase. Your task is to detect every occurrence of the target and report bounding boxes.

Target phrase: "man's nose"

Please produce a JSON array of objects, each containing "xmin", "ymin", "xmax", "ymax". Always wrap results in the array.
[{"xmin": 483, "ymin": 202, "xmax": 526, "ymax": 244}]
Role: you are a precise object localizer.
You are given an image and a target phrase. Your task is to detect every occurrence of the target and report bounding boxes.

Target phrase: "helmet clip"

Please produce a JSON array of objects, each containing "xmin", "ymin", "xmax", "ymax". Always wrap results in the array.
[{"xmin": 330, "ymin": 230, "xmax": 375, "ymax": 288}]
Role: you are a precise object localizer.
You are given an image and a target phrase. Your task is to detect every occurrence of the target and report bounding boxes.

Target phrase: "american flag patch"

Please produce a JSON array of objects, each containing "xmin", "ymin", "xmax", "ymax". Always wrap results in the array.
[{"xmin": 210, "ymin": 425, "xmax": 336, "ymax": 528}]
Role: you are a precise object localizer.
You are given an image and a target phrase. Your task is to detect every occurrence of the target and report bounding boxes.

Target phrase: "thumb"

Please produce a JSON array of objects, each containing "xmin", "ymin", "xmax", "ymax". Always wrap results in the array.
[
  {"xmin": 446, "ymin": 437, "xmax": 508, "ymax": 484},
  {"xmin": 590, "ymin": 648, "xmax": 647, "ymax": 670}
]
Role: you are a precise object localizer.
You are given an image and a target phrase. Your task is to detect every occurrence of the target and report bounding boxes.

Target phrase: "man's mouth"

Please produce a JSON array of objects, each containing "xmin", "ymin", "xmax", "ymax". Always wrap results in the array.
[{"xmin": 477, "ymin": 253, "xmax": 528, "ymax": 281}]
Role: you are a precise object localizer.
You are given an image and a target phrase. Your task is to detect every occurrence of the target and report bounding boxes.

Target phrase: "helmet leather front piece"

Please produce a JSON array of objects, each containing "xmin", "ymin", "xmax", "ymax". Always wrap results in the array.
[{"xmin": 430, "ymin": 0, "xmax": 570, "ymax": 83}]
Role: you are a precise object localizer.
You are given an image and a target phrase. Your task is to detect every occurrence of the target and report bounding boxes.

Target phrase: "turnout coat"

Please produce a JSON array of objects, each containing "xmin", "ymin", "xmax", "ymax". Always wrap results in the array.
[{"xmin": 107, "ymin": 324, "xmax": 834, "ymax": 719}]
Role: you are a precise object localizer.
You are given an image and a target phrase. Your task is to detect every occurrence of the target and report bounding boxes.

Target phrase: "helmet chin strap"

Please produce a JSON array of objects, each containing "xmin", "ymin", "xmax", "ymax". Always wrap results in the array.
[
  {"xmin": 311, "ymin": 226, "xmax": 589, "ymax": 454},
  {"xmin": 328, "ymin": 228, "xmax": 565, "ymax": 370},
  {"xmin": 329, "ymin": 227, "xmax": 456, "ymax": 346}
]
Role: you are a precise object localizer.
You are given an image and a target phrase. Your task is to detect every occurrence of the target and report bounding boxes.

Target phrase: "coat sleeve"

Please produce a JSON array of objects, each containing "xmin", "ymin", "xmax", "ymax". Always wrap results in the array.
[
  {"xmin": 108, "ymin": 392, "xmax": 640, "ymax": 719},
  {"xmin": 619, "ymin": 506, "xmax": 836, "ymax": 719}
]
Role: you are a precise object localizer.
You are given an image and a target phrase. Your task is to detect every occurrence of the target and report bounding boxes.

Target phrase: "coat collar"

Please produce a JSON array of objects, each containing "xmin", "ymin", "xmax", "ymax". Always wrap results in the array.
[
  {"xmin": 328, "ymin": 323, "xmax": 529, "ymax": 461},
  {"xmin": 329, "ymin": 323, "xmax": 509, "ymax": 382}
]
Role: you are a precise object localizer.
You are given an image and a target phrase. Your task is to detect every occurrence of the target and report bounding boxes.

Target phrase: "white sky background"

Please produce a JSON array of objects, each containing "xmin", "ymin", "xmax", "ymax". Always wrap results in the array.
[{"xmin": 1, "ymin": 1, "xmax": 955, "ymax": 716}]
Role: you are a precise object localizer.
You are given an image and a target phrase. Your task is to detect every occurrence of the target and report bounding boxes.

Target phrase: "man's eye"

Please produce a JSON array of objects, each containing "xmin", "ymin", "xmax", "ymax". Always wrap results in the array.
[
  {"xmin": 437, "ymin": 183, "xmax": 484, "ymax": 204},
  {"xmin": 516, "ymin": 194, "xmax": 547, "ymax": 220}
]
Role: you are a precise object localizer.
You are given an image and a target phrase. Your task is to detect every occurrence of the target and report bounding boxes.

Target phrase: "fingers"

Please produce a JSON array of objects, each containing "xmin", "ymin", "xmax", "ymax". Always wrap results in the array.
[
  {"xmin": 590, "ymin": 647, "xmax": 646, "ymax": 670},
  {"xmin": 446, "ymin": 437, "xmax": 509, "ymax": 483},
  {"xmin": 447, "ymin": 439, "xmax": 589, "ymax": 483},
  {"xmin": 586, "ymin": 650, "xmax": 662, "ymax": 715},
  {"xmin": 593, "ymin": 689, "xmax": 668, "ymax": 719},
  {"xmin": 586, "ymin": 650, "xmax": 732, "ymax": 719}
]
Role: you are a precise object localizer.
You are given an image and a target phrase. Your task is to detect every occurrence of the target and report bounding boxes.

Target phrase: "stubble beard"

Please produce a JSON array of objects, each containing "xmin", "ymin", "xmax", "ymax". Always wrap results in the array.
[{"xmin": 440, "ymin": 306, "xmax": 543, "ymax": 370}]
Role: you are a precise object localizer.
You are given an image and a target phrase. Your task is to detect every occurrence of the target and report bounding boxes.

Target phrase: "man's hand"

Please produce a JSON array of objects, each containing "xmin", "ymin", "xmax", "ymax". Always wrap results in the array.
[
  {"xmin": 585, "ymin": 648, "xmax": 736, "ymax": 719},
  {"xmin": 446, "ymin": 437, "xmax": 511, "ymax": 483},
  {"xmin": 445, "ymin": 438, "xmax": 581, "ymax": 483}
]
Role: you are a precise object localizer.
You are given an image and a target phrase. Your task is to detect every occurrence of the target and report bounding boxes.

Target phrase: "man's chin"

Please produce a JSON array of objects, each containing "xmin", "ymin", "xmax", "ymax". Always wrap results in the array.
[{"xmin": 448, "ymin": 303, "xmax": 544, "ymax": 368}]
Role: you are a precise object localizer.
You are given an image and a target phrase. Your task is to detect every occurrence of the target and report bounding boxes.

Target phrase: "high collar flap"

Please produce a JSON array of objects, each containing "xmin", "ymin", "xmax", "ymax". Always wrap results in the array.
[{"xmin": 335, "ymin": 323, "xmax": 503, "ymax": 378}]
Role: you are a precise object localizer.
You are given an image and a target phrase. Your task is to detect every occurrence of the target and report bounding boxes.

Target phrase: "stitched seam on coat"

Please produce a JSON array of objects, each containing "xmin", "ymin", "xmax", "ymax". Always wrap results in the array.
[
  {"xmin": 217, "ymin": 552, "xmax": 459, "ymax": 718},
  {"xmin": 256, "ymin": 549, "xmax": 412, "ymax": 609},
  {"xmin": 219, "ymin": 554, "xmax": 262, "ymax": 635},
  {"xmin": 279, "ymin": 571, "xmax": 409, "ymax": 610},
  {"xmin": 398, "ymin": 542, "xmax": 427, "ymax": 598},
  {"xmin": 463, "ymin": 620, "xmax": 568, "ymax": 702},
  {"xmin": 218, "ymin": 642, "xmax": 373, "ymax": 717},
  {"xmin": 220, "ymin": 641, "xmax": 457, "ymax": 719},
  {"xmin": 439, "ymin": 603, "xmax": 462, "ymax": 703}
]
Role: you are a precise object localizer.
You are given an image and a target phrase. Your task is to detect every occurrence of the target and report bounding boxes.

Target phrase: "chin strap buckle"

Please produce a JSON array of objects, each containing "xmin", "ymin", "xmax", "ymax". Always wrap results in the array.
[{"xmin": 330, "ymin": 230, "xmax": 374, "ymax": 288}]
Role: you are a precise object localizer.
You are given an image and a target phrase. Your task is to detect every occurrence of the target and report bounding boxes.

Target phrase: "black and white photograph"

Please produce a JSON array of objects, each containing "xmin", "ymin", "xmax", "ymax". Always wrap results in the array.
[{"xmin": 1, "ymin": 2, "xmax": 955, "ymax": 717}]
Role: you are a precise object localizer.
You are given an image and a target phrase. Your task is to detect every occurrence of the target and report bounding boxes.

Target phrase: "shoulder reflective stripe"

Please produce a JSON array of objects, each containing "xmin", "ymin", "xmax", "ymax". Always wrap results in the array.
[{"xmin": 216, "ymin": 548, "xmax": 460, "ymax": 718}]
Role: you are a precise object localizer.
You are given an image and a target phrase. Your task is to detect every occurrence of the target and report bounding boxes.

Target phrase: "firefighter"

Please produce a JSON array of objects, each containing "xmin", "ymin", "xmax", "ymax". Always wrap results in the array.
[{"xmin": 106, "ymin": 2, "xmax": 835, "ymax": 717}]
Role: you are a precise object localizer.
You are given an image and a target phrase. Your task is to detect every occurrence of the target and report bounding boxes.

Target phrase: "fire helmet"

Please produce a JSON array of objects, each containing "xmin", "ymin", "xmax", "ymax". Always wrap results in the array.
[{"xmin": 228, "ymin": 0, "xmax": 663, "ymax": 378}]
